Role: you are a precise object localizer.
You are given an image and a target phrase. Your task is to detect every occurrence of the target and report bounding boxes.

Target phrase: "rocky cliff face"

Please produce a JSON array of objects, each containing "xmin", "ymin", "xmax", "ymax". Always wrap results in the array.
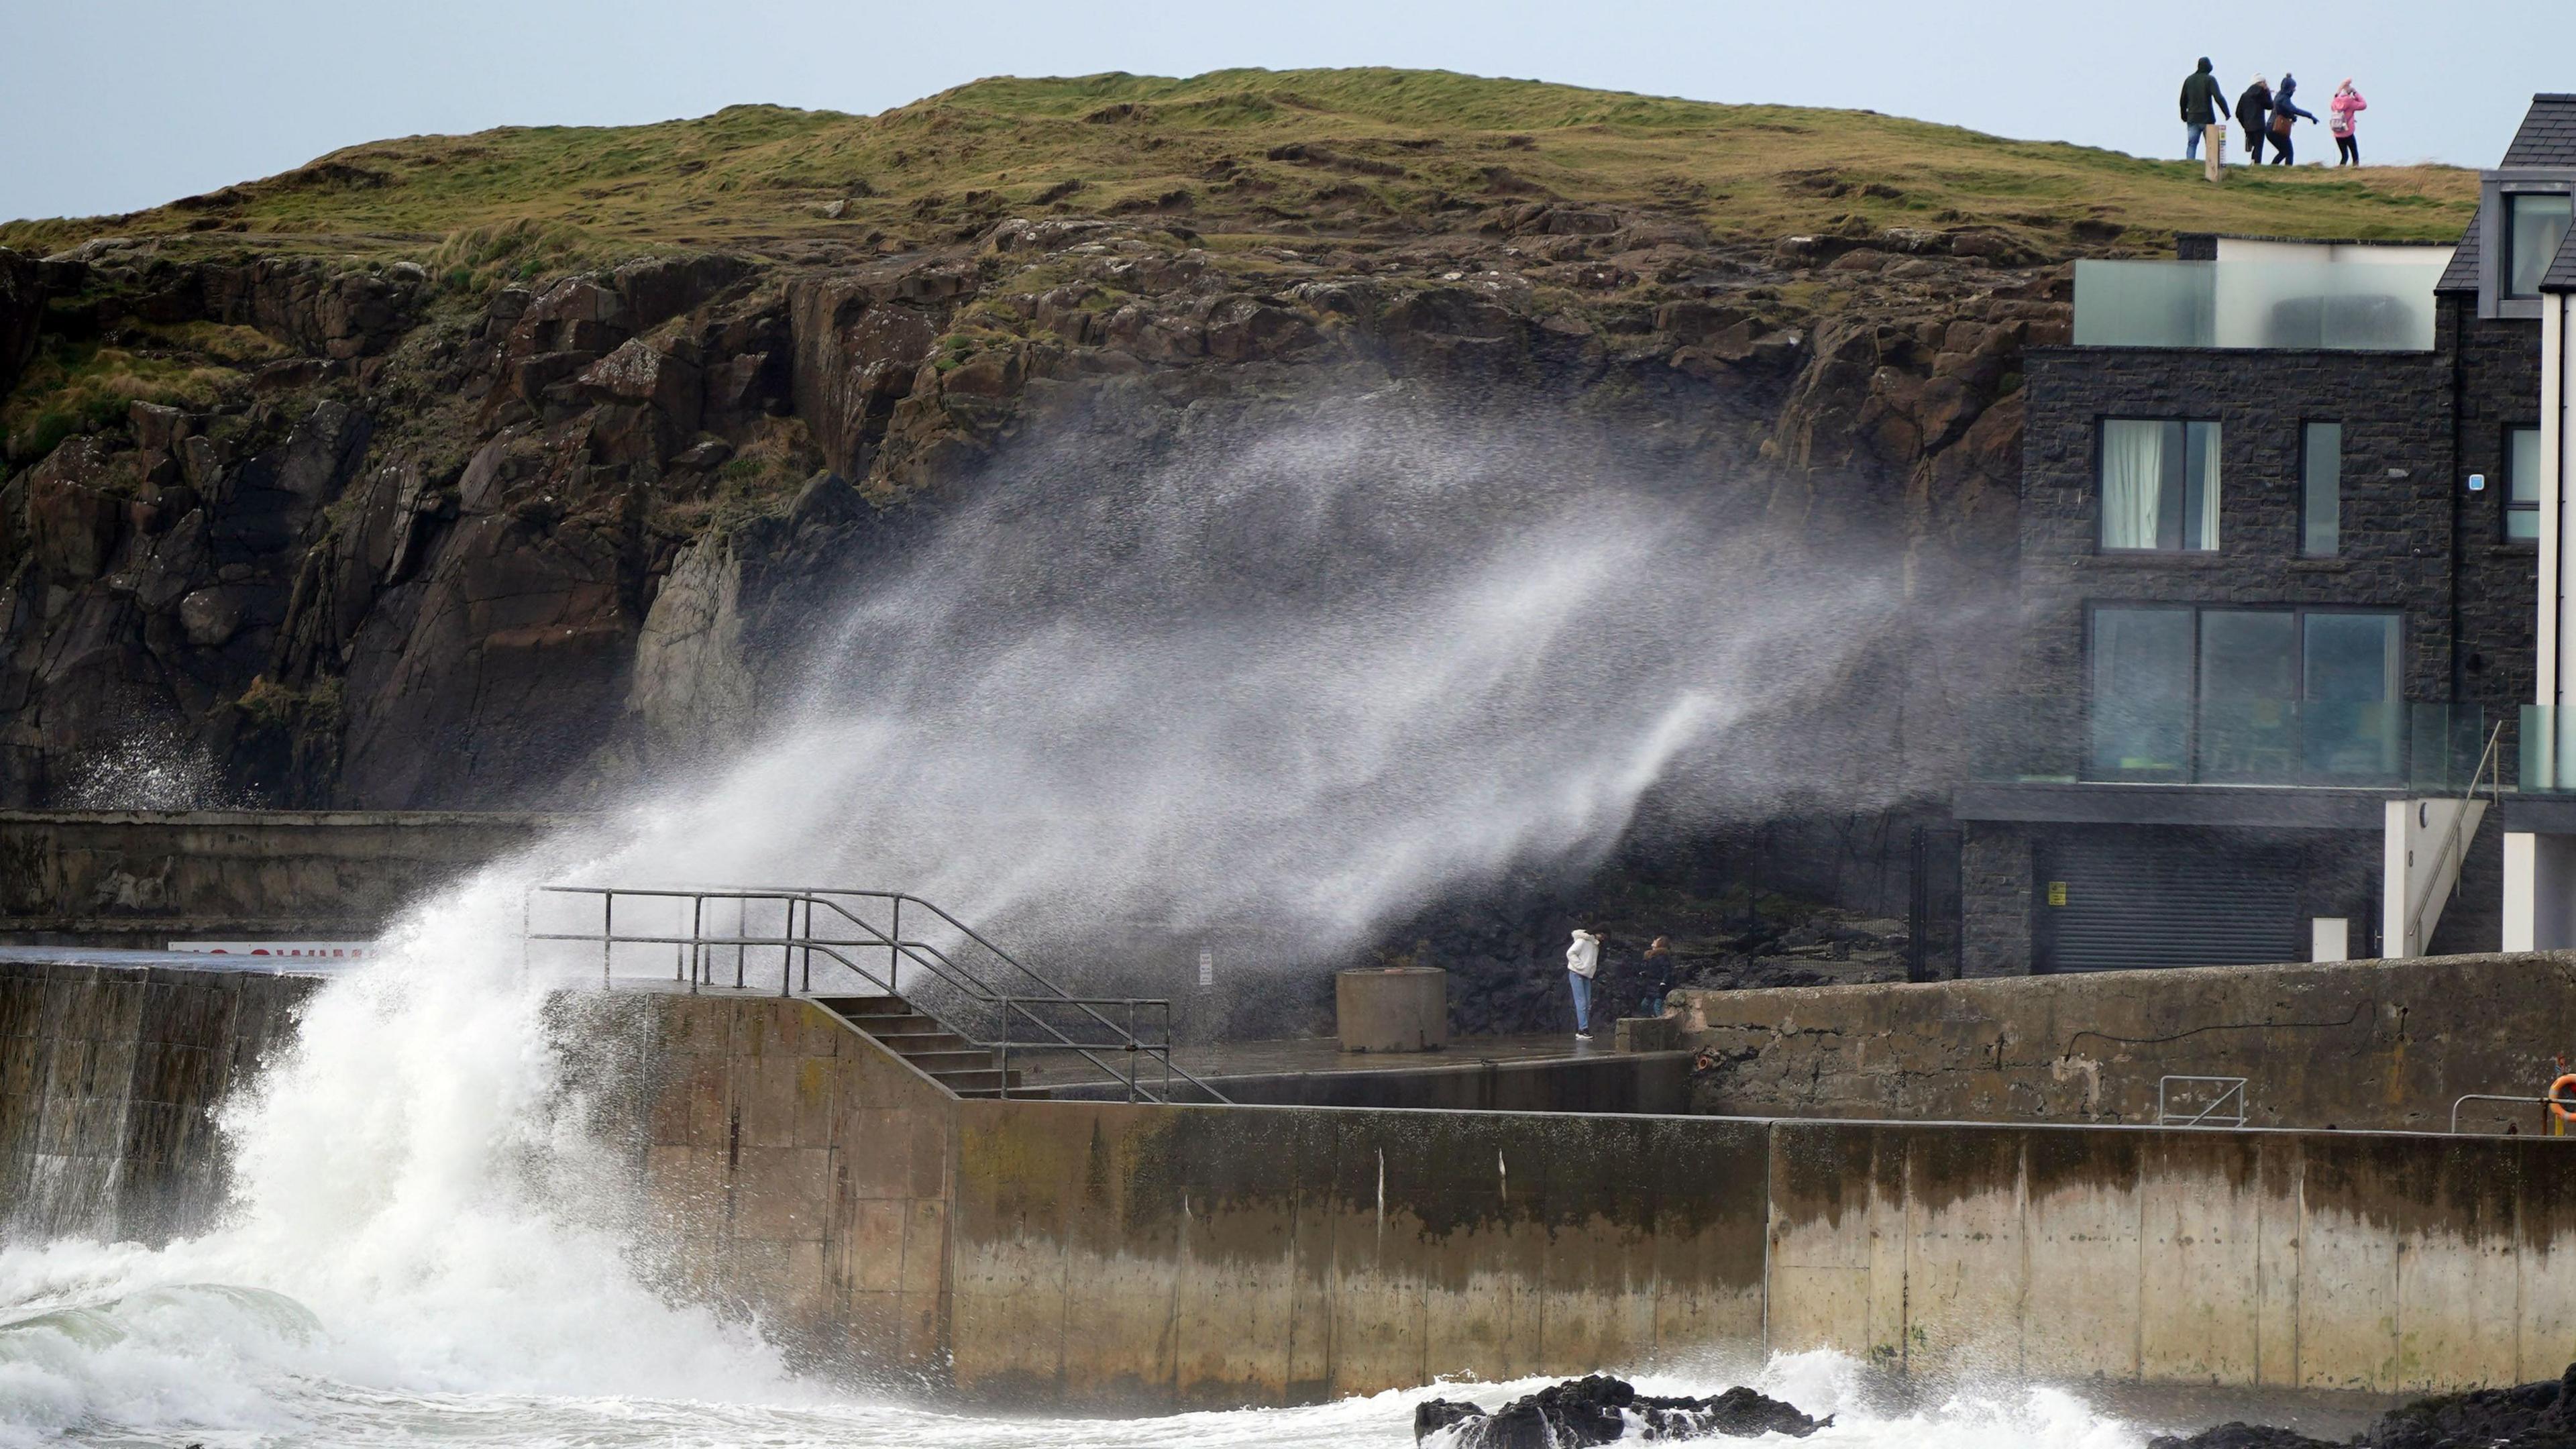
[{"xmin": 0, "ymin": 205, "xmax": 2063, "ymax": 808}]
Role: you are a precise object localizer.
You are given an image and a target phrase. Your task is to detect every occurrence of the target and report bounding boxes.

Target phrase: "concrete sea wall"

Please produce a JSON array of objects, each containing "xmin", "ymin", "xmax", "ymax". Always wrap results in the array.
[
  {"xmin": 1674, "ymin": 951, "xmax": 2576, "ymax": 1132},
  {"xmin": 0, "ymin": 808, "xmax": 569, "ymax": 945},
  {"xmin": 1049, "ymin": 1051, "xmax": 1696, "ymax": 1114},
  {"xmin": 576, "ymin": 989, "xmax": 961, "ymax": 1380},
  {"xmin": 589, "ymin": 991, "xmax": 2576, "ymax": 1404},
  {"xmin": 17, "ymin": 971, "xmax": 2576, "ymax": 1407},
  {"xmin": 0, "ymin": 959, "xmax": 314, "ymax": 1243}
]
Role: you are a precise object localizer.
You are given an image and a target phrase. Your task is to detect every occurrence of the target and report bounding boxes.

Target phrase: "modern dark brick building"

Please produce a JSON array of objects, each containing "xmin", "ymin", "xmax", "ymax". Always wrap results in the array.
[{"xmin": 1955, "ymin": 95, "xmax": 2576, "ymax": 975}]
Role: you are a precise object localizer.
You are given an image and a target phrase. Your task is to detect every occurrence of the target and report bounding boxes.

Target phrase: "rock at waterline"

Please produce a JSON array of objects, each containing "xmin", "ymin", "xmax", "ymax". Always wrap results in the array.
[
  {"xmin": 2146, "ymin": 1427, "xmax": 2337, "ymax": 1449},
  {"xmin": 2147, "ymin": 1360, "xmax": 2576, "ymax": 1448},
  {"xmin": 1413, "ymin": 1373, "xmax": 1829, "ymax": 1448}
]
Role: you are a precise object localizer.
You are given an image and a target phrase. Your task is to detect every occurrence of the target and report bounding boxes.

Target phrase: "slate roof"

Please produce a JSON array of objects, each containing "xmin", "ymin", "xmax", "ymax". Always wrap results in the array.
[
  {"xmin": 2544, "ymin": 222, "xmax": 2576, "ymax": 292},
  {"xmin": 2437, "ymin": 97, "xmax": 2576, "ymax": 293},
  {"xmin": 2504, "ymin": 95, "xmax": 2576, "ymax": 166},
  {"xmin": 2437, "ymin": 203, "xmax": 2482, "ymax": 292}
]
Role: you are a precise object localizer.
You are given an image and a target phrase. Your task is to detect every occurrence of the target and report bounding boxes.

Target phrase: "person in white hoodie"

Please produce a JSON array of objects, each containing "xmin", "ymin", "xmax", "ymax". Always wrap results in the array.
[{"xmin": 1566, "ymin": 928, "xmax": 1602, "ymax": 1041}]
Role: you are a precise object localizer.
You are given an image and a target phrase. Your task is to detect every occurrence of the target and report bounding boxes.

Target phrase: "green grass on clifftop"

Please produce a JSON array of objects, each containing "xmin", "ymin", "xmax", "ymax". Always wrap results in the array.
[{"xmin": 0, "ymin": 68, "xmax": 2477, "ymax": 263}]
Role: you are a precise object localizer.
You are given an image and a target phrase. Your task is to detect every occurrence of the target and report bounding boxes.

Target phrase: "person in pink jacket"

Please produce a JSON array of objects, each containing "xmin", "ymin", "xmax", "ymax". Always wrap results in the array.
[{"xmin": 2330, "ymin": 81, "xmax": 2368, "ymax": 166}]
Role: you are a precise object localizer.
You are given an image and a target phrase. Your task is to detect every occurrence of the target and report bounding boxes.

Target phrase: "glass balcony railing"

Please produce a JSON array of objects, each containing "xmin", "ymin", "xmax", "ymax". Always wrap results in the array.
[
  {"xmin": 2072, "ymin": 259, "xmax": 2443, "ymax": 352},
  {"xmin": 1971, "ymin": 698, "xmax": 2487, "ymax": 791},
  {"xmin": 2520, "ymin": 707, "xmax": 2576, "ymax": 793}
]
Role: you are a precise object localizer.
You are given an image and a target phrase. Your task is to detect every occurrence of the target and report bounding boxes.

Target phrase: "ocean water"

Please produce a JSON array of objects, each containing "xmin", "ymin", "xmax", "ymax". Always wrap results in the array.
[{"xmin": 0, "ymin": 1294, "xmax": 2161, "ymax": 1449}]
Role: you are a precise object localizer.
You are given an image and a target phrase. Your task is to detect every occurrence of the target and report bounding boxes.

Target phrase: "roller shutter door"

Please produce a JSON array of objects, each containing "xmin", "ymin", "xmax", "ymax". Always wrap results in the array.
[{"xmin": 2037, "ymin": 836, "xmax": 2303, "ymax": 973}]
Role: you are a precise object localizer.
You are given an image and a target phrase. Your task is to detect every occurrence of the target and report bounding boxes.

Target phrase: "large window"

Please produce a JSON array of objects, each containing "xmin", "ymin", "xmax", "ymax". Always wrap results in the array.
[
  {"xmin": 2508, "ymin": 426, "xmax": 2543, "ymax": 543},
  {"xmin": 2300, "ymin": 422, "xmax": 2341, "ymax": 557},
  {"xmin": 2090, "ymin": 604, "xmax": 2400, "ymax": 784},
  {"xmin": 2100, "ymin": 419, "xmax": 2220, "ymax": 552},
  {"xmin": 2506, "ymin": 193, "xmax": 2574, "ymax": 300}
]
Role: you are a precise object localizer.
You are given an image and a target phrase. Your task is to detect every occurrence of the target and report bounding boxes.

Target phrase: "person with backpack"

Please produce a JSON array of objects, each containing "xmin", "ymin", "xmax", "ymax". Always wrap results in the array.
[
  {"xmin": 2236, "ymin": 76, "xmax": 2274, "ymax": 166},
  {"xmin": 2180, "ymin": 58, "xmax": 2230, "ymax": 182},
  {"xmin": 2268, "ymin": 74, "xmax": 2319, "ymax": 164},
  {"xmin": 2330, "ymin": 80, "xmax": 2368, "ymax": 165}
]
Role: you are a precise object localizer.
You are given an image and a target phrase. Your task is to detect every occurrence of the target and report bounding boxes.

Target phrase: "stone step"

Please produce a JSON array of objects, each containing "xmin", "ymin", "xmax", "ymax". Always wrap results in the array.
[
  {"xmin": 814, "ymin": 994, "xmax": 908, "ymax": 1017},
  {"xmin": 901, "ymin": 1048, "xmax": 1000, "ymax": 1073},
  {"xmin": 873, "ymin": 1029, "xmax": 973, "ymax": 1054}
]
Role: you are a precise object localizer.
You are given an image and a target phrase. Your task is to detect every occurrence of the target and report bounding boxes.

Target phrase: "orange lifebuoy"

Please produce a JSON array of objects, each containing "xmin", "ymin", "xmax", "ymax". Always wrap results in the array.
[{"xmin": 2550, "ymin": 1074, "xmax": 2576, "ymax": 1123}]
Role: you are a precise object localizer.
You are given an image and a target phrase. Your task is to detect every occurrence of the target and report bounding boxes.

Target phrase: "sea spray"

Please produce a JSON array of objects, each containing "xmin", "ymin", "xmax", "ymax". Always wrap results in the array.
[
  {"xmin": 0, "ymin": 861, "xmax": 810, "ymax": 1445},
  {"xmin": 576, "ymin": 392, "xmax": 1984, "ymax": 1002},
  {"xmin": 0, "ymin": 391, "xmax": 2026, "ymax": 1443}
]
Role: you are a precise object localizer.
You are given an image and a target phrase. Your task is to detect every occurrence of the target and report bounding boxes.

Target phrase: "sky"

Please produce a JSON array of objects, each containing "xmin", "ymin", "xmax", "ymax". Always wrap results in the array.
[{"xmin": 5, "ymin": 0, "xmax": 2571, "ymax": 223}]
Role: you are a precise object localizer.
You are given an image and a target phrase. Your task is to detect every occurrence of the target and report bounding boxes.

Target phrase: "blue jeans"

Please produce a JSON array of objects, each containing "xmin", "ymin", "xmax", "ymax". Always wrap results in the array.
[
  {"xmin": 2186, "ymin": 125, "xmax": 2203, "ymax": 159},
  {"xmin": 1568, "ymin": 971, "xmax": 1592, "ymax": 1032}
]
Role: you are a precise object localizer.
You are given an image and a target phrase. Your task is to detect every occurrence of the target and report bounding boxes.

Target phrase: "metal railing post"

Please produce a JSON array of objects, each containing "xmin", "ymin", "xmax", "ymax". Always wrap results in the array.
[
  {"xmin": 601, "ymin": 892, "xmax": 612, "ymax": 985},
  {"xmin": 690, "ymin": 896, "xmax": 703, "ymax": 993}
]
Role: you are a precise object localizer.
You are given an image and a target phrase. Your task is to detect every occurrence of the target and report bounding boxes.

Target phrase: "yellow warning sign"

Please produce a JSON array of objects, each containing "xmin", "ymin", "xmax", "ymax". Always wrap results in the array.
[{"xmin": 2046, "ymin": 881, "xmax": 2068, "ymax": 907}]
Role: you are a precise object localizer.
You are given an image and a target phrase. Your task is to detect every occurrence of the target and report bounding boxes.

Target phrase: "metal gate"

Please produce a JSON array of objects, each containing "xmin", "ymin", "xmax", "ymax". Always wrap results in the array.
[{"xmin": 2035, "ymin": 834, "xmax": 2302, "ymax": 973}]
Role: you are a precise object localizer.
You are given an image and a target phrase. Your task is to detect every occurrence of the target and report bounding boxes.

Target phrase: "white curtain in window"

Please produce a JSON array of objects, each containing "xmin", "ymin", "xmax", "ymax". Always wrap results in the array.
[{"xmin": 2101, "ymin": 420, "xmax": 2165, "ymax": 549}]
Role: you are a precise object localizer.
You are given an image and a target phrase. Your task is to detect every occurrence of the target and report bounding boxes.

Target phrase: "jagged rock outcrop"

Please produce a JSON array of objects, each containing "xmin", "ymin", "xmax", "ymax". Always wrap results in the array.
[
  {"xmin": 2149, "ymin": 1362, "xmax": 2576, "ymax": 1448},
  {"xmin": 0, "ymin": 205, "xmax": 2066, "ymax": 806},
  {"xmin": 1415, "ymin": 1375, "xmax": 1829, "ymax": 1447}
]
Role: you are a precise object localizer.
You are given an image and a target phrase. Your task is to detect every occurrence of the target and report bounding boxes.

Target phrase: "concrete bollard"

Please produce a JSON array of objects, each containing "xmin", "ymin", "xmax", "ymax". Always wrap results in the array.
[
  {"xmin": 1615, "ymin": 1015, "xmax": 1682, "ymax": 1053},
  {"xmin": 1335, "ymin": 967, "xmax": 1448, "ymax": 1052}
]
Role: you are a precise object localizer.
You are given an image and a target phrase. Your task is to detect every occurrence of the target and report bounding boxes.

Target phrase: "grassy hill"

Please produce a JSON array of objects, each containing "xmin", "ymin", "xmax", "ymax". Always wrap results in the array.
[{"xmin": 0, "ymin": 68, "xmax": 2477, "ymax": 267}]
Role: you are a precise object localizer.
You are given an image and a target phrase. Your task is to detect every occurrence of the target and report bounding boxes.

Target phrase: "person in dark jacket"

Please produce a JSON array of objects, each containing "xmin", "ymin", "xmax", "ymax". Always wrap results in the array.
[
  {"xmin": 1637, "ymin": 936, "xmax": 1676, "ymax": 1017},
  {"xmin": 2236, "ymin": 76, "xmax": 2274, "ymax": 165},
  {"xmin": 2267, "ymin": 74, "xmax": 2318, "ymax": 164},
  {"xmin": 2180, "ymin": 58, "xmax": 2228, "ymax": 170}
]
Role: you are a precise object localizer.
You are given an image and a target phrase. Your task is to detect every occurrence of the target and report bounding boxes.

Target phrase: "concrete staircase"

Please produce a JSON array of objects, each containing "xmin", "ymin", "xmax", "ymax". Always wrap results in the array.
[{"xmin": 814, "ymin": 994, "xmax": 1025, "ymax": 1098}]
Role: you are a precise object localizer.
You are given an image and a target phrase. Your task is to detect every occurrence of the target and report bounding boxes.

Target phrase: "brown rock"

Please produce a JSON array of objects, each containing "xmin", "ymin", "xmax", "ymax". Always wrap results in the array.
[
  {"xmin": 578, "ymin": 338, "xmax": 703, "ymax": 431},
  {"xmin": 786, "ymin": 274, "xmax": 942, "ymax": 480},
  {"xmin": 127, "ymin": 402, "xmax": 192, "ymax": 454},
  {"xmin": 23, "ymin": 437, "xmax": 130, "ymax": 580},
  {"xmin": 178, "ymin": 587, "xmax": 247, "ymax": 648}
]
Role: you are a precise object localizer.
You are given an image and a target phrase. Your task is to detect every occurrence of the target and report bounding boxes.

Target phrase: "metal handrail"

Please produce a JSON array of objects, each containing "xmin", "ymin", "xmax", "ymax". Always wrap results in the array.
[
  {"xmin": 2450, "ymin": 1092, "xmax": 2574, "ymax": 1134},
  {"xmin": 2157, "ymin": 1075, "xmax": 2247, "ymax": 1127},
  {"xmin": 523, "ymin": 884, "xmax": 1230, "ymax": 1105},
  {"xmin": 535, "ymin": 884, "xmax": 1144, "ymax": 1046}
]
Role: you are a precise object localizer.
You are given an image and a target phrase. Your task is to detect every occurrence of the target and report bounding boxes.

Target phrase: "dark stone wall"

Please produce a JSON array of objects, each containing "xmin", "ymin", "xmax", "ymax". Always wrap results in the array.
[
  {"xmin": 1967, "ymin": 304, "xmax": 2542, "ymax": 977},
  {"xmin": 2017, "ymin": 343, "xmax": 2461, "ymax": 706},
  {"xmin": 2450, "ymin": 305, "xmax": 2543, "ymax": 748},
  {"xmin": 1961, "ymin": 820, "xmax": 2033, "ymax": 975}
]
